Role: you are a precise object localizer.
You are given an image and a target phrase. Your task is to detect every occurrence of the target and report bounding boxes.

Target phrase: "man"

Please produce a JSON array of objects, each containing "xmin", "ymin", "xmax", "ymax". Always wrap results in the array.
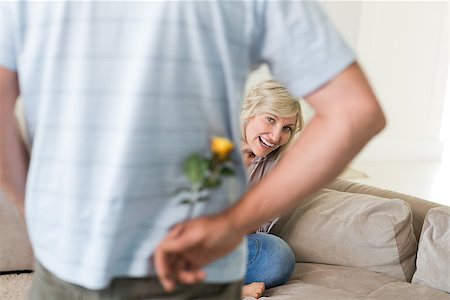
[{"xmin": 0, "ymin": 1, "xmax": 385, "ymax": 299}]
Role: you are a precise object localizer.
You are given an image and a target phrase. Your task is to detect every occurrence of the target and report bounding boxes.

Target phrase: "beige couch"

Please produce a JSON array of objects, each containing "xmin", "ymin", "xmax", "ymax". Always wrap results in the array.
[
  {"xmin": 1, "ymin": 179, "xmax": 450, "ymax": 299},
  {"xmin": 246, "ymin": 179, "xmax": 450, "ymax": 299}
]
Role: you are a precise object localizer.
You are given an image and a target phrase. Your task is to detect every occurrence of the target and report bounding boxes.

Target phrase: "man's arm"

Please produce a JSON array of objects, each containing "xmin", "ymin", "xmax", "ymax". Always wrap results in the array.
[
  {"xmin": 155, "ymin": 62, "xmax": 386, "ymax": 291},
  {"xmin": 227, "ymin": 62, "xmax": 386, "ymax": 232},
  {"xmin": 0, "ymin": 67, "xmax": 28, "ymax": 219}
]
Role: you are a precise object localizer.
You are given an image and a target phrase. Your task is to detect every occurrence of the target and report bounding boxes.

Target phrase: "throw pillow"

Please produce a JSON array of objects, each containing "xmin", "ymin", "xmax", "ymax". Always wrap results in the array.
[
  {"xmin": 412, "ymin": 206, "xmax": 450, "ymax": 293},
  {"xmin": 277, "ymin": 189, "xmax": 417, "ymax": 281}
]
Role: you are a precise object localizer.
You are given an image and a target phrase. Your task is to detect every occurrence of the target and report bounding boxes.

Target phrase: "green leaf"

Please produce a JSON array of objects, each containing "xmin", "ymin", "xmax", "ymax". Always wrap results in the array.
[
  {"xmin": 179, "ymin": 199, "xmax": 192, "ymax": 205},
  {"xmin": 220, "ymin": 166, "xmax": 235, "ymax": 176},
  {"xmin": 203, "ymin": 177, "xmax": 221, "ymax": 189},
  {"xmin": 183, "ymin": 154, "xmax": 209, "ymax": 184}
]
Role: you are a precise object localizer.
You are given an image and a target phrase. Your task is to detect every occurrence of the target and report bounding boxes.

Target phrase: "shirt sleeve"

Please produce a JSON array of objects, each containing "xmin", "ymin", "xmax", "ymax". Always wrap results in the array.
[
  {"xmin": 0, "ymin": 3, "xmax": 17, "ymax": 71},
  {"xmin": 251, "ymin": 0, "xmax": 355, "ymax": 97}
]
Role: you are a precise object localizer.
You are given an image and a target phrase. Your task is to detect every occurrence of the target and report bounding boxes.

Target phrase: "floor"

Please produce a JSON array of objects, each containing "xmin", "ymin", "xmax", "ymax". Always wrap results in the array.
[
  {"xmin": 347, "ymin": 145, "xmax": 450, "ymax": 206},
  {"xmin": 0, "ymin": 273, "xmax": 32, "ymax": 300}
]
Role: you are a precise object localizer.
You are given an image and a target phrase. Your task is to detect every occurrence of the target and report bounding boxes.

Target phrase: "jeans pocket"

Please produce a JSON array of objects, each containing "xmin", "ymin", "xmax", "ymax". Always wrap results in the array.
[{"xmin": 246, "ymin": 236, "xmax": 261, "ymax": 267}]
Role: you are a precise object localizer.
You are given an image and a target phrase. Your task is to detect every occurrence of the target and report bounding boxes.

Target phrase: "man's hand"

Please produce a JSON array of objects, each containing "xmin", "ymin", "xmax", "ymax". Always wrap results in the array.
[{"xmin": 154, "ymin": 213, "xmax": 245, "ymax": 292}]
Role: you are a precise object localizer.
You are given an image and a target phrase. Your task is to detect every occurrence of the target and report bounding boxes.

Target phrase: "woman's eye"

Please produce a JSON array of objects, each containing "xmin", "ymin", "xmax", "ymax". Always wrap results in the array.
[
  {"xmin": 283, "ymin": 127, "xmax": 293, "ymax": 133},
  {"xmin": 266, "ymin": 117, "xmax": 275, "ymax": 124}
]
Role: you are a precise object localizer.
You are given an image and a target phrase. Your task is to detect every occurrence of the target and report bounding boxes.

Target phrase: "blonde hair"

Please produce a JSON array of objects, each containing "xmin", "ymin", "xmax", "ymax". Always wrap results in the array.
[{"xmin": 240, "ymin": 80, "xmax": 304, "ymax": 156}]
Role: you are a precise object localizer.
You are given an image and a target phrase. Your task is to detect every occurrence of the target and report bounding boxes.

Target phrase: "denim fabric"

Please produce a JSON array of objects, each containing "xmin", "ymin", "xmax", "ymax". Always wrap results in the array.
[{"xmin": 244, "ymin": 233, "xmax": 296, "ymax": 289}]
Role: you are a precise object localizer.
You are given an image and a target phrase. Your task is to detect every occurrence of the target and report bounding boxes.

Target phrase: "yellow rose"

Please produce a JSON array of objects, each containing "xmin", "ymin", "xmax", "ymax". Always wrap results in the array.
[{"xmin": 211, "ymin": 137, "xmax": 234, "ymax": 161}]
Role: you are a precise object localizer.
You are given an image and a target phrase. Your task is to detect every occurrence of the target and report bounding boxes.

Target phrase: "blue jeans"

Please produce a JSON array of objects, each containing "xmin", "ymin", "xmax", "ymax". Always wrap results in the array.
[{"xmin": 244, "ymin": 233, "xmax": 296, "ymax": 289}]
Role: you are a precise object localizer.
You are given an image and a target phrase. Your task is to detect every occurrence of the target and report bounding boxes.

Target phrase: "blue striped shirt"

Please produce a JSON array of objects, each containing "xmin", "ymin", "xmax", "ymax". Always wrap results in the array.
[{"xmin": 0, "ymin": 1, "xmax": 354, "ymax": 289}]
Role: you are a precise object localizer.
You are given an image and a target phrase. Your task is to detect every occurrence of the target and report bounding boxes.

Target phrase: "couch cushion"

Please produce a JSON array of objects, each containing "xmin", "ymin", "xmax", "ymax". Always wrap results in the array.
[
  {"xmin": 0, "ymin": 190, "xmax": 34, "ymax": 272},
  {"xmin": 327, "ymin": 178, "xmax": 443, "ymax": 244},
  {"xmin": 244, "ymin": 263, "xmax": 450, "ymax": 300},
  {"xmin": 292, "ymin": 263, "xmax": 396, "ymax": 296},
  {"xmin": 412, "ymin": 206, "xmax": 450, "ymax": 293},
  {"xmin": 274, "ymin": 189, "xmax": 417, "ymax": 281},
  {"xmin": 367, "ymin": 282, "xmax": 450, "ymax": 299}
]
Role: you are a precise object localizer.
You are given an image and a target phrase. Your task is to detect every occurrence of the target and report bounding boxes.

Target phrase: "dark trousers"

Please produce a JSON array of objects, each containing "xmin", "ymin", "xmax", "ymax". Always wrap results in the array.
[{"xmin": 29, "ymin": 262, "xmax": 242, "ymax": 300}]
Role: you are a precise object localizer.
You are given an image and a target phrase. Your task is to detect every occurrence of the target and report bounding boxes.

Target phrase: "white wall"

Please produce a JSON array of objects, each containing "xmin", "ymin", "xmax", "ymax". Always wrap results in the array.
[
  {"xmin": 352, "ymin": 1, "xmax": 448, "ymax": 162},
  {"xmin": 247, "ymin": 1, "xmax": 449, "ymax": 162}
]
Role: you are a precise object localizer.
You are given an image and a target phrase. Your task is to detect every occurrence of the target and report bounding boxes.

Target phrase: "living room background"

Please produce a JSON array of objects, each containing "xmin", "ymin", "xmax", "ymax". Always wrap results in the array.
[{"xmin": 245, "ymin": 1, "xmax": 449, "ymax": 205}]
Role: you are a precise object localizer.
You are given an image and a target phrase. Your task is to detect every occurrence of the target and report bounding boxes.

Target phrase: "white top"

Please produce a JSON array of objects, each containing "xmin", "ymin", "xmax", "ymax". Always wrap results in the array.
[{"xmin": 0, "ymin": 1, "xmax": 354, "ymax": 289}]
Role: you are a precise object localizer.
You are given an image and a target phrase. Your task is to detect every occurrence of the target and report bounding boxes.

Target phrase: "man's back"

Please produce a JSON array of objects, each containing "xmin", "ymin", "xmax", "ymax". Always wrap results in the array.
[
  {"xmin": 0, "ymin": 0, "xmax": 354, "ymax": 291},
  {"xmin": 10, "ymin": 1, "xmax": 256, "ymax": 289}
]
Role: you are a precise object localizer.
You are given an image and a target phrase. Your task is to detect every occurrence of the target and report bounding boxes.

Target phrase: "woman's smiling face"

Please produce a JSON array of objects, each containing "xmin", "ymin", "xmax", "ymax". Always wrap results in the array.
[{"xmin": 245, "ymin": 113, "xmax": 297, "ymax": 158}]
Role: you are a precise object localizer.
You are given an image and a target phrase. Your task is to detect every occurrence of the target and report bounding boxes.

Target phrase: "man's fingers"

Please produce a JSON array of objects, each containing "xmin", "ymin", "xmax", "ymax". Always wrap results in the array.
[
  {"xmin": 154, "ymin": 248, "xmax": 177, "ymax": 292},
  {"xmin": 176, "ymin": 268, "xmax": 206, "ymax": 284},
  {"xmin": 154, "ymin": 220, "xmax": 209, "ymax": 292},
  {"xmin": 160, "ymin": 226, "xmax": 202, "ymax": 254},
  {"xmin": 154, "ymin": 225, "xmax": 196, "ymax": 293},
  {"xmin": 154, "ymin": 226, "xmax": 194, "ymax": 273},
  {"xmin": 154, "ymin": 247, "xmax": 206, "ymax": 292},
  {"xmin": 170, "ymin": 223, "xmax": 188, "ymax": 236},
  {"xmin": 175, "ymin": 258, "xmax": 206, "ymax": 285}
]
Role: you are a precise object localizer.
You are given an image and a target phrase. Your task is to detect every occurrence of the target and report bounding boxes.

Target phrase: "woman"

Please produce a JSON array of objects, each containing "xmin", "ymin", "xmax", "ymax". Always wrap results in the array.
[{"xmin": 240, "ymin": 80, "xmax": 305, "ymax": 298}]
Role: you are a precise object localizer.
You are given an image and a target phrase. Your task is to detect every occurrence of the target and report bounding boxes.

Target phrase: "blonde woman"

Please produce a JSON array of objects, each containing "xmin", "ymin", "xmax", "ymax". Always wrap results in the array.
[{"xmin": 240, "ymin": 80, "xmax": 305, "ymax": 298}]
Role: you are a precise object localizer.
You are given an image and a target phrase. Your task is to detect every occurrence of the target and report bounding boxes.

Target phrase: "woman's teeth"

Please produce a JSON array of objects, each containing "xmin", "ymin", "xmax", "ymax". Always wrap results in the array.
[{"xmin": 259, "ymin": 136, "xmax": 274, "ymax": 147}]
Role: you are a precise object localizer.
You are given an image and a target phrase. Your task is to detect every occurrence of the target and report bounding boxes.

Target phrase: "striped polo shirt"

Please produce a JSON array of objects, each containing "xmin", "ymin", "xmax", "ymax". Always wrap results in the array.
[{"xmin": 0, "ymin": 1, "xmax": 354, "ymax": 289}]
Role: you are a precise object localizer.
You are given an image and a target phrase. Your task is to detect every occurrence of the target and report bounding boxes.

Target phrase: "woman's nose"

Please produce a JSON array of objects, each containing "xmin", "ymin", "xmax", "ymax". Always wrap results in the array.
[{"xmin": 269, "ymin": 128, "xmax": 281, "ymax": 144}]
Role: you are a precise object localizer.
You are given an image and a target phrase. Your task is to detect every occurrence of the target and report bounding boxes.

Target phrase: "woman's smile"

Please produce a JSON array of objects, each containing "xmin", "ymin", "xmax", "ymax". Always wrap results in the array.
[{"xmin": 259, "ymin": 136, "xmax": 275, "ymax": 148}]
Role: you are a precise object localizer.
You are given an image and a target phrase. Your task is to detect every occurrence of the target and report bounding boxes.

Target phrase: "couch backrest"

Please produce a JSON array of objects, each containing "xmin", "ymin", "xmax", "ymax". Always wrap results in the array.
[{"xmin": 327, "ymin": 179, "xmax": 444, "ymax": 243}]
